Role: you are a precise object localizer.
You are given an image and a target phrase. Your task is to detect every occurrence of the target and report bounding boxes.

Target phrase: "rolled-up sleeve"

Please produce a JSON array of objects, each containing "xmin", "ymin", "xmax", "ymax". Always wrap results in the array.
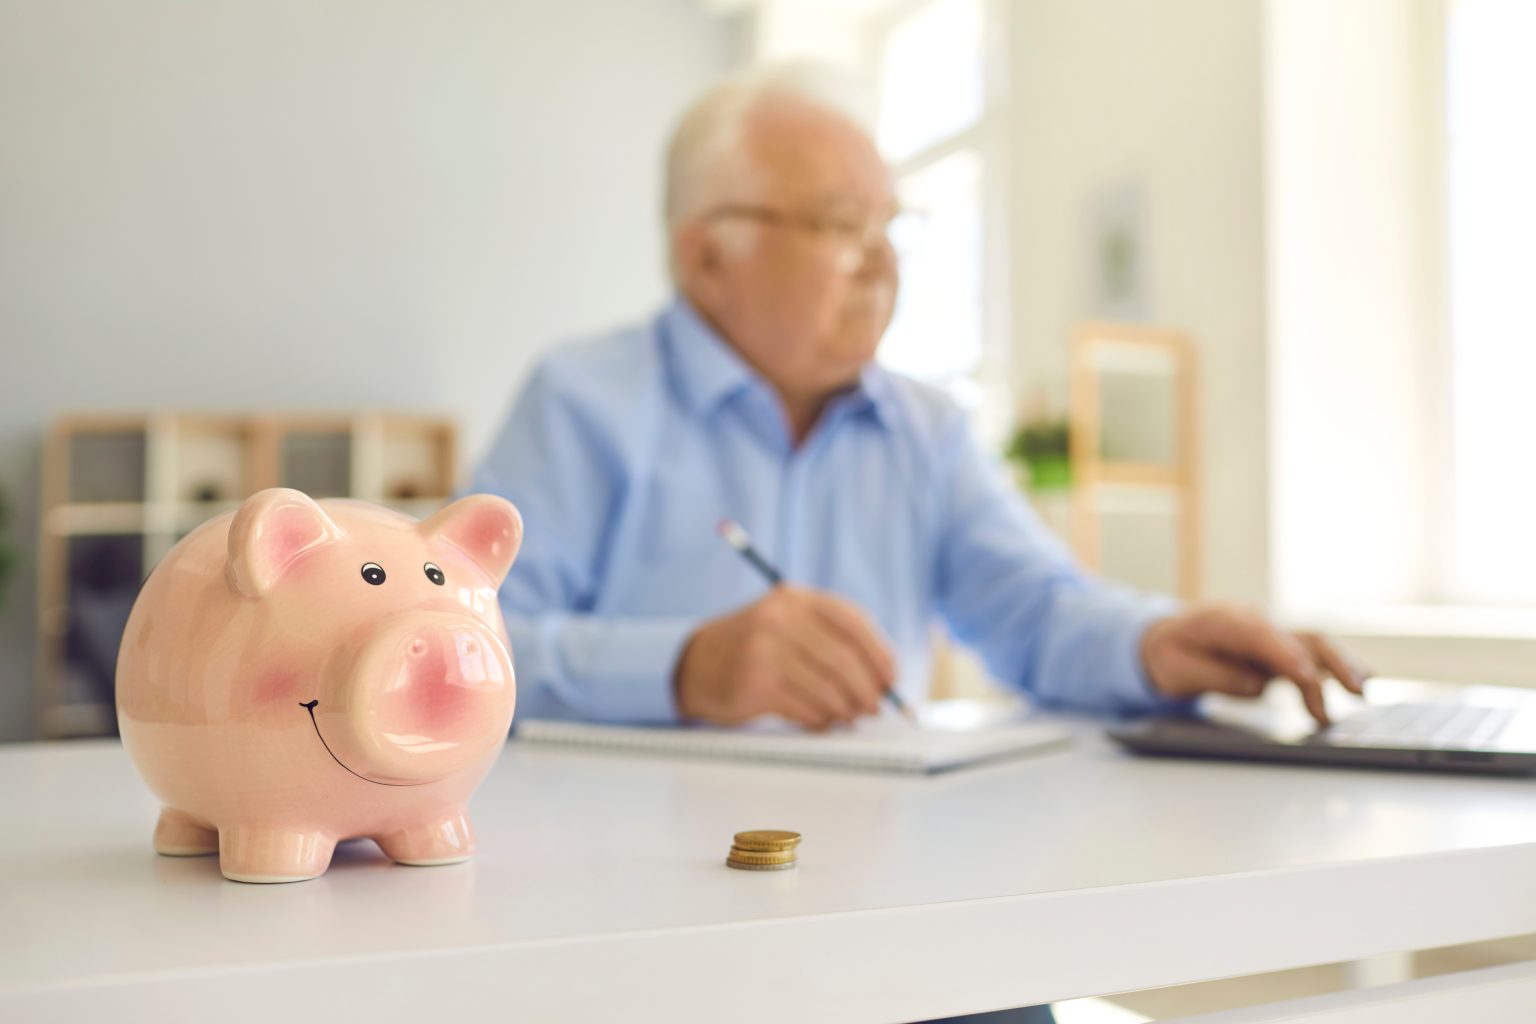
[
  {"xmin": 932, "ymin": 418, "xmax": 1191, "ymax": 715},
  {"xmin": 468, "ymin": 361, "xmax": 698, "ymax": 725}
]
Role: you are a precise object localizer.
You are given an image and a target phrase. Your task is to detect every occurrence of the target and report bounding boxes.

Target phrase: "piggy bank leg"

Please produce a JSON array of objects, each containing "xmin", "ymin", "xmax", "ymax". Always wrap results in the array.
[
  {"xmin": 154, "ymin": 807, "xmax": 219, "ymax": 856},
  {"xmin": 219, "ymin": 825, "xmax": 337, "ymax": 883},
  {"xmin": 375, "ymin": 809, "xmax": 475, "ymax": 866}
]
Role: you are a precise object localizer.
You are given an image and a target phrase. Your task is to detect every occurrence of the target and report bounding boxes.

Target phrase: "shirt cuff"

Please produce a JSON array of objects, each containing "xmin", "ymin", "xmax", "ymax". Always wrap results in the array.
[
  {"xmin": 1029, "ymin": 584, "xmax": 1194, "ymax": 716},
  {"xmin": 1115, "ymin": 597, "xmax": 1199, "ymax": 716},
  {"xmin": 520, "ymin": 613, "xmax": 703, "ymax": 724}
]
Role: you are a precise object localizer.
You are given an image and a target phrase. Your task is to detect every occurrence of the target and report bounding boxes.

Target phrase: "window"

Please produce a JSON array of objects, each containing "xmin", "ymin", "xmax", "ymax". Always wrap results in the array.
[
  {"xmin": 1264, "ymin": 0, "xmax": 1533, "ymax": 623},
  {"xmin": 876, "ymin": 0, "xmax": 984, "ymax": 162},
  {"xmin": 878, "ymin": 149, "xmax": 983, "ymax": 388},
  {"xmin": 1446, "ymin": 0, "xmax": 1536, "ymax": 605},
  {"xmin": 870, "ymin": 0, "xmax": 1006, "ymax": 435}
]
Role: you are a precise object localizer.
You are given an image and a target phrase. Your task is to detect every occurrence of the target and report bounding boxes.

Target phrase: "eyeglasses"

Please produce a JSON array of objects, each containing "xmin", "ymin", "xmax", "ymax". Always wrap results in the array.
[{"xmin": 703, "ymin": 203, "xmax": 927, "ymax": 271}]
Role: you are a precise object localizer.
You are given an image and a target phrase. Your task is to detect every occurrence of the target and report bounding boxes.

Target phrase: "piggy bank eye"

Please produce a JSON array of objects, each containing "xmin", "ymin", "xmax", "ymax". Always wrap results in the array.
[
  {"xmin": 423, "ymin": 562, "xmax": 446, "ymax": 586},
  {"xmin": 360, "ymin": 562, "xmax": 387, "ymax": 586}
]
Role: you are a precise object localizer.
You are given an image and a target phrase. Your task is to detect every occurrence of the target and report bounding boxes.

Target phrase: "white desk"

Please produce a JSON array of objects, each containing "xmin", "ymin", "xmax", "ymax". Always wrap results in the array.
[{"xmin": 3, "ymin": 682, "xmax": 1536, "ymax": 1023}]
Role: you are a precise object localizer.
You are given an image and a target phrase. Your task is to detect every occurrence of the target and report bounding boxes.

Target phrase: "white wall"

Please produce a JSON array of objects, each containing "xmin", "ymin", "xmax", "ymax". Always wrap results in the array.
[
  {"xmin": 1009, "ymin": 0, "xmax": 1270, "ymax": 606},
  {"xmin": 0, "ymin": 0, "xmax": 742, "ymax": 741}
]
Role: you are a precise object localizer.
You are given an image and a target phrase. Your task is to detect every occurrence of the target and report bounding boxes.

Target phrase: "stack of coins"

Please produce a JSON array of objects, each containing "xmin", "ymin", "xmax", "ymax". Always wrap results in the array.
[{"xmin": 726, "ymin": 830, "xmax": 800, "ymax": 871}]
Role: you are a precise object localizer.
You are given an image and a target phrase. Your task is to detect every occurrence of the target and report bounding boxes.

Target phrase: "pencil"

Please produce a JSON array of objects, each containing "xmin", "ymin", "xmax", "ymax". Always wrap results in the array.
[{"xmin": 715, "ymin": 518, "xmax": 918, "ymax": 725}]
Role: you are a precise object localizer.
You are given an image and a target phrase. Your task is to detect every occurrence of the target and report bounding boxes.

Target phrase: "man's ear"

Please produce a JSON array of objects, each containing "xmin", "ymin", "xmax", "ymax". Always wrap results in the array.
[
  {"xmin": 419, "ymin": 495, "xmax": 523, "ymax": 587},
  {"xmin": 227, "ymin": 488, "xmax": 342, "ymax": 598},
  {"xmin": 674, "ymin": 221, "xmax": 722, "ymax": 283}
]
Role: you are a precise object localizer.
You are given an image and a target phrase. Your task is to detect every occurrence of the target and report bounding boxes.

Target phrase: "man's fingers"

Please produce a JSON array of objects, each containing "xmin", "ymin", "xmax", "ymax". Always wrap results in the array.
[
  {"xmin": 789, "ymin": 600, "xmax": 888, "ymax": 717},
  {"xmin": 1290, "ymin": 671, "xmax": 1330, "ymax": 728},
  {"xmin": 740, "ymin": 587, "xmax": 891, "ymax": 727},
  {"xmin": 809, "ymin": 594, "xmax": 898, "ymax": 691},
  {"xmin": 1199, "ymin": 609, "xmax": 1318, "ymax": 683},
  {"xmin": 1196, "ymin": 609, "xmax": 1330, "ymax": 726},
  {"xmin": 790, "ymin": 624, "xmax": 884, "ymax": 717},
  {"xmin": 767, "ymin": 682, "xmax": 836, "ymax": 731},
  {"xmin": 1160, "ymin": 642, "xmax": 1270, "ymax": 697},
  {"xmin": 778, "ymin": 645, "xmax": 859, "ymax": 725},
  {"xmin": 1298, "ymin": 632, "xmax": 1370, "ymax": 696}
]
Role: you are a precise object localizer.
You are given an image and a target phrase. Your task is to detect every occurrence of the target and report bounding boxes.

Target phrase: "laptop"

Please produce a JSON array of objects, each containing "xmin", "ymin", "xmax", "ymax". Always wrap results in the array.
[{"xmin": 1107, "ymin": 679, "xmax": 1536, "ymax": 776}]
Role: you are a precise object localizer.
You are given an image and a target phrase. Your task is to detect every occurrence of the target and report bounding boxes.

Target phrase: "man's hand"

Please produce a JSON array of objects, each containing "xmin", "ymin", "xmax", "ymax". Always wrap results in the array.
[
  {"xmin": 1142, "ymin": 605, "xmax": 1371, "ymax": 727},
  {"xmin": 673, "ymin": 585, "xmax": 897, "ymax": 730}
]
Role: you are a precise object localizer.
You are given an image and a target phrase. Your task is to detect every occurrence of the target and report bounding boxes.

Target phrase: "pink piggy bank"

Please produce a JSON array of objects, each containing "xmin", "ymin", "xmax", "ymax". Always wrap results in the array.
[{"xmin": 116, "ymin": 487, "xmax": 522, "ymax": 883}]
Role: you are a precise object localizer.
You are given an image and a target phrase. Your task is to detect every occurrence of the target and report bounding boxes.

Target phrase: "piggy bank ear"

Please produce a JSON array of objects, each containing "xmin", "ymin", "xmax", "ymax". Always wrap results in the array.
[
  {"xmin": 419, "ymin": 494, "xmax": 523, "ymax": 587},
  {"xmin": 226, "ymin": 488, "xmax": 342, "ymax": 598}
]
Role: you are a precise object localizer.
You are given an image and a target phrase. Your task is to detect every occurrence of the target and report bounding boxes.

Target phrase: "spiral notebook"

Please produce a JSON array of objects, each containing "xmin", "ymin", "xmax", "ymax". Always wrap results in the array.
[{"xmin": 513, "ymin": 715, "xmax": 1074, "ymax": 775}]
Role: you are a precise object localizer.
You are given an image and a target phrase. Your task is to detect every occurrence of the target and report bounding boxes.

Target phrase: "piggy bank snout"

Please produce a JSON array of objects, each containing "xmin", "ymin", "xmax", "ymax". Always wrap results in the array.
[{"xmin": 327, "ymin": 614, "xmax": 515, "ymax": 785}]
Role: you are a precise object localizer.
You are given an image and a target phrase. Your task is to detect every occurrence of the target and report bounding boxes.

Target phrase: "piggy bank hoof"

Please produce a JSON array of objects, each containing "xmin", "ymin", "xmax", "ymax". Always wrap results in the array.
[
  {"xmin": 153, "ymin": 808, "xmax": 219, "ymax": 857},
  {"xmin": 391, "ymin": 853, "xmax": 472, "ymax": 867},
  {"xmin": 375, "ymin": 810, "xmax": 475, "ymax": 866},
  {"xmin": 219, "ymin": 825, "xmax": 337, "ymax": 884}
]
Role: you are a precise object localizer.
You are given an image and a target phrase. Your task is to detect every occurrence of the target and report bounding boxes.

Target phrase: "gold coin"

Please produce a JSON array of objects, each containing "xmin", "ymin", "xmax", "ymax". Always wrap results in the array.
[
  {"xmin": 733, "ymin": 830, "xmax": 801, "ymax": 852},
  {"xmin": 731, "ymin": 847, "xmax": 798, "ymax": 859},
  {"xmin": 726, "ymin": 858, "xmax": 797, "ymax": 871},
  {"xmin": 726, "ymin": 847, "xmax": 798, "ymax": 865}
]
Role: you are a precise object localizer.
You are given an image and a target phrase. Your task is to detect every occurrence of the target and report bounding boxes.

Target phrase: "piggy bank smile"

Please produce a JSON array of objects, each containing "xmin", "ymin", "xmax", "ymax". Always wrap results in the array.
[{"xmin": 300, "ymin": 700, "xmax": 430, "ymax": 788}]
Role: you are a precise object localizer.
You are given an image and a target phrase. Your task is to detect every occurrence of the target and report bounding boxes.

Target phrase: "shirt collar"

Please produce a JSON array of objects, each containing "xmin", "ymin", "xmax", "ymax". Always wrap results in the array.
[
  {"xmin": 851, "ymin": 360, "xmax": 898, "ymax": 430},
  {"xmin": 660, "ymin": 296, "xmax": 756, "ymax": 417},
  {"xmin": 661, "ymin": 295, "xmax": 896, "ymax": 430}
]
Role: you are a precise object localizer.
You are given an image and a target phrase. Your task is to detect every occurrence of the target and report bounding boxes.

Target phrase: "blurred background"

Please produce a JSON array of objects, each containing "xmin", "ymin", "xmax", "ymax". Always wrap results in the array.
[{"xmin": 2, "ymin": 0, "xmax": 1533, "ymax": 744}]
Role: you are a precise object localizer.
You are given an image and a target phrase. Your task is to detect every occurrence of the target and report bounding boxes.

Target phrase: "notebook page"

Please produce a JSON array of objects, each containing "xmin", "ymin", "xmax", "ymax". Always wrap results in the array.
[{"xmin": 514, "ymin": 715, "xmax": 1073, "ymax": 774}]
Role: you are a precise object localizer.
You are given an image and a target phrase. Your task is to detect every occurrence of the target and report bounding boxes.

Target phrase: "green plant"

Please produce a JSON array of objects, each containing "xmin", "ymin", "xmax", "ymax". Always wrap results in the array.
[
  {"xmin": 0, "ymin": 485, "xmax": 15, "ymax": 614},
  {"xmin": 1005, "ymin": 420, "xmax": 1072, "ymax": 490}
]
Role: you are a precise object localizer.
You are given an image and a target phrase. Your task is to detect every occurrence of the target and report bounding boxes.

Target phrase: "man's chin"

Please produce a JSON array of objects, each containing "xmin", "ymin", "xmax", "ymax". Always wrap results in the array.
[
  {"xmin": 835, "ymin": 331, "xmax": 886, "ymax": 370},
  {"xmin": 818, "ymin": 350, "xmax": 882, "ymax": 393},
  {"xmin": 813, "ymin": 312, "xmax": 890, "ymax": 380}
]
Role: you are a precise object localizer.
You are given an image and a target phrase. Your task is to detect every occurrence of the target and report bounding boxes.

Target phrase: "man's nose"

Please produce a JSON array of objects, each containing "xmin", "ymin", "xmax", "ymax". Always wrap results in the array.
[{"xmin": 852, "ymin": 234, "xmax": 898, "ymax": 281}]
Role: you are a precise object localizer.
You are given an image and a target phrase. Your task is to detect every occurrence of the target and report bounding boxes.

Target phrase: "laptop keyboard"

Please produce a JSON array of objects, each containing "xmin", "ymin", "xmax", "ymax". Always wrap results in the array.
[{"xmin": 1324, "ymin": 703, "xmax": 1515, "ymax": 749}]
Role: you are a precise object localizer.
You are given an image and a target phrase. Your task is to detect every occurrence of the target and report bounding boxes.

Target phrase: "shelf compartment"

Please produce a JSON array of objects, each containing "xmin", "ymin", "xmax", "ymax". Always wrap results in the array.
[
  {"xmin": 170, "ymin": 417, "xmax": 257, "ymax": 505},
  {"xmin": 66, "ymin": 428, "xmax": 149, "ymax": 504},
  {"xmin": 380, "ymin": 417, "xmax": 456, "ymax": 502},
  {"xmin": 280, "ymin": 429, "xmax": 353, "ymax": 499},
  {"xmin": 61, "ymin": 534, "xmax": 145, "ymax": 734}
]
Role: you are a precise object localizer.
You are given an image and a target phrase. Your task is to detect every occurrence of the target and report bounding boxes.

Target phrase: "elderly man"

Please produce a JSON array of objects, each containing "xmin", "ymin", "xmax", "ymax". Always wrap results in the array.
[{"xmin": 469, "ymin": 68, "xmax": 1366, "ymax": 737}]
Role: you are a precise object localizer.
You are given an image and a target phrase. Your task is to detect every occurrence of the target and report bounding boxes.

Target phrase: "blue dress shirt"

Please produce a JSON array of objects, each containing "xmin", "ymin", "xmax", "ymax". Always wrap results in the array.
[{"xmin": 469, "ymin": 297, "xmax": 1186, "ymax": 723}]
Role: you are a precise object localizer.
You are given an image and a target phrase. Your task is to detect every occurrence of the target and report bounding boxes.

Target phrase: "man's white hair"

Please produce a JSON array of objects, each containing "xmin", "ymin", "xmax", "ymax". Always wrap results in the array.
[{"xmin": 663, "ymin": 63, "xmax": 874, "ymax": 247}]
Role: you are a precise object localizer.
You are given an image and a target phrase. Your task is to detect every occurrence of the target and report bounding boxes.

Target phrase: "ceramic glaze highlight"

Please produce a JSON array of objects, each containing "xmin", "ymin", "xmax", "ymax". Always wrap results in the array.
[{"xmin": 116, "ymin": 488, "xmax": 521, "ymax": 883}]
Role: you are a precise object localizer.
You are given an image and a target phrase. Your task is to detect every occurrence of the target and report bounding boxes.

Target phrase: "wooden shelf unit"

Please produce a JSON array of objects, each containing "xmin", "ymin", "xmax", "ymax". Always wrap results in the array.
[
  {"xmin": 1069, "ymin": 321, "xmax": 1202, "ymax": 601},
  {"xmin": 35, "ymin": 411, "xmax": 459, "ymax": 740}
]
